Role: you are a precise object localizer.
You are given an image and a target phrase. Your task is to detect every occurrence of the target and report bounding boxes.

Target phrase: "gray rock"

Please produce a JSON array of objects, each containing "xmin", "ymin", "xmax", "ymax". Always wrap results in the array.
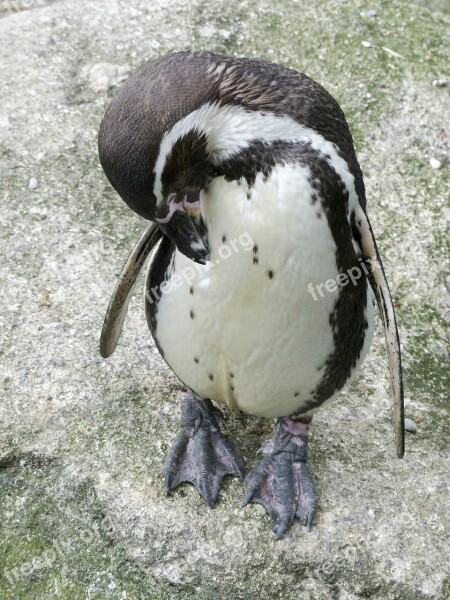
[
  {"xmin": 404, "ymin": 418, "xmax": 418, "ymax": 433},
  {"xmin": 0, "ymin": 0, "xmax": 449, "ymax": 599},
  {"xmin": 429, "ymin": 157, "xmax": 442, "ymax": 170},
  {"xmin": 80, "ymin": 63, "xmax": 131, "ymax": 94}
]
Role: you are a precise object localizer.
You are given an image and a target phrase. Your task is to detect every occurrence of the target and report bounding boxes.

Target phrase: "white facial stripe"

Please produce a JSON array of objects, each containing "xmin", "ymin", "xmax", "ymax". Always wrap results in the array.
[
  {"xmin": 155, "ymin": 199, "xmax": 184, "ymax": 224},
  {"xmin": 153, "ymin": 102, "xmax": 357, "ymax": 210}
]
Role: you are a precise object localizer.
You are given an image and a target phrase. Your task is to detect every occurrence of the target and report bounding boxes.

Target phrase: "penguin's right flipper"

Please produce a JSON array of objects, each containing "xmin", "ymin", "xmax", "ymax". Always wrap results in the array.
[
  {"xmin": 100, "ymin": 222, "xmax": 162, "ymax": 358},
  {"xmin": 354, "ymin": 206, "xmax": 405, "ymax": 458}
]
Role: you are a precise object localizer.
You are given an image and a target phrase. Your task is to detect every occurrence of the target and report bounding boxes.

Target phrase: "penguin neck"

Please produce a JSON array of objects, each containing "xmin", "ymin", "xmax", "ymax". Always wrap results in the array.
[{"xmin": 153, "ymin": 101, "xmax": 357, "ymax": 212}]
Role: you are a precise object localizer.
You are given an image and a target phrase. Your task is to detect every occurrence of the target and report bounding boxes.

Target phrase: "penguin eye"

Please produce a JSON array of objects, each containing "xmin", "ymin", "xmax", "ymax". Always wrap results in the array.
[
  {"xmin": 185, "ymin": 190, "xmax": 200, "ymax": 204},
  {"xmin": 161, "ymin": 178, "xmax": 182, "ymax": 198}
]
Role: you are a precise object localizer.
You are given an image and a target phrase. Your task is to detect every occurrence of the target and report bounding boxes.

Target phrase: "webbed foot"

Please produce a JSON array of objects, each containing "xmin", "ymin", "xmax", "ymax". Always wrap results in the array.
[
  {"xmin": 164, "ymin": 391, "xmax": 245, "ymax": 507},
  {"xmin": 243, "ymin": 417, "xmax": 316, "ymax": 539}
]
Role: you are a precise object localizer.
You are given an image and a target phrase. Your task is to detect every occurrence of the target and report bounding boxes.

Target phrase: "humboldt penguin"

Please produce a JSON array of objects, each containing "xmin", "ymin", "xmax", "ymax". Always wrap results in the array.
[{"xmin": 98, "ymin": 51, "xmax": 404, "ymax": 539}]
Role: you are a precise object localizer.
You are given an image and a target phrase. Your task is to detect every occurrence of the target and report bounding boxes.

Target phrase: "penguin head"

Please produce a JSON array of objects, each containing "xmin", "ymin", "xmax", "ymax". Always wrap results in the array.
[
  {"xmin": 99, "ymin": 51, "xmax": 348, "ymax": 262},
  {"xmin": 98, "ymin": 52, "xmax": 219, "ymax": 223}
]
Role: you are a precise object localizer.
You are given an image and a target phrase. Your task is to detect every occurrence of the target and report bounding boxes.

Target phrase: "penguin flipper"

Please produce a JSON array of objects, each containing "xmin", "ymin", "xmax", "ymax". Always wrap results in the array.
[
  {"xmin": 100, "ymin": 222, "xmax": 162, "ymax": 358},
  {"xmin": 354, "ymin": 206, "xmax": 405, "ymax": 458}
]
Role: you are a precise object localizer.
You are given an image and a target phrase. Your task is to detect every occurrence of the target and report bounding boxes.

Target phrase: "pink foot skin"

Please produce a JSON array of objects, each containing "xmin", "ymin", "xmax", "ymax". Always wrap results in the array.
[
  {"xmin": 243, "ymin": 417, "xmax": 317, "ymax": 539},
  {"xmin": 164, "ymin": 391, "xmax": 245, "ymax": 507}
]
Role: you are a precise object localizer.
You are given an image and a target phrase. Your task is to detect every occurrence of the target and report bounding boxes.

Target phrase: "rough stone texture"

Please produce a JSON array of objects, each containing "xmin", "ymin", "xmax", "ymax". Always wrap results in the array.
[{"xmin": 0, "ymin": 0, "xmax": 449, "ymax": 598}]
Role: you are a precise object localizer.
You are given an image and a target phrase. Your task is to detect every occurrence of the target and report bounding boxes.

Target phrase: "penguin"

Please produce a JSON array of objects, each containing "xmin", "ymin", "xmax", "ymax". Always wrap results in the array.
[{"xmin": 98, "ymin": 51, "xmax": 404, "ymax": 539}]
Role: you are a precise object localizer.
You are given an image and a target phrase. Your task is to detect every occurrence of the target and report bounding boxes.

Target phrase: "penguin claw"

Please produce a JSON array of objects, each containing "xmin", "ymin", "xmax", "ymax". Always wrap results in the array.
[
  {"xmin": 242, "ymin": 417, "xmax": 317, "ymax": 539},
  {"xmin": 275, "ymin": 516, "xmax": 292, "ymax": 540},
  {"xmin": 164, "ymin": 393, "xmax": 245, "ymax": 507}
]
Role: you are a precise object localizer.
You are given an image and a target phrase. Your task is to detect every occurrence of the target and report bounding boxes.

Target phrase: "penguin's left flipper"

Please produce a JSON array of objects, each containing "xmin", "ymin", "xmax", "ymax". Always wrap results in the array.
[
  {"xmin": 243, "ymin": 418, "xmax": 316, "ymax": 539},
  {"xmin": 353, "ymin": 206, "xmax": 405, "ymax": 458},
  {"xmin": 165, "ymin": 391, "xmax": 245, "ymax": 508},
  {"xmin": 100, "ymin": 222, "xmax": 162, "ymax": 358}
]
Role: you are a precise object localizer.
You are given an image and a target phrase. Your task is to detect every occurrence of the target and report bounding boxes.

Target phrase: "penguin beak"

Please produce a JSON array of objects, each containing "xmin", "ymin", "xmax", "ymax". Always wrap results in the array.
[{"xmin": 155, "ymin": 193, "xmax": 209, "ymax": 264}]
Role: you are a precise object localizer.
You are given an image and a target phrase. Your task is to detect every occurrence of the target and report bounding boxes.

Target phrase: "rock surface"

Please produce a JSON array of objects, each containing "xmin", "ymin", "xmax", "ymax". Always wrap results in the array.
[{"xmin": 0, "ymin": 0, "xmax": 449, "ymax": 598}]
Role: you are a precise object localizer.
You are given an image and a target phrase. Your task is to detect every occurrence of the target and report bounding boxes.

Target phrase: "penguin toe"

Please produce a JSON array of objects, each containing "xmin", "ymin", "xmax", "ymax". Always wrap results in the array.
[
  {"xmin": 243, "ymin": 452, "xmax": 295, "ymax": 537},
  {"xmin": 294, "ymin": 462, "xmax": 317, "ymax": 529}
]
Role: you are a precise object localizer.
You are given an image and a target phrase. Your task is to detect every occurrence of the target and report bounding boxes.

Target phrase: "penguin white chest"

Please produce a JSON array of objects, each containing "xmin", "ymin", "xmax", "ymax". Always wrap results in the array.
[{"xmin": 149, "ymin": 164, "xmax": 369, "ymax": 418}]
